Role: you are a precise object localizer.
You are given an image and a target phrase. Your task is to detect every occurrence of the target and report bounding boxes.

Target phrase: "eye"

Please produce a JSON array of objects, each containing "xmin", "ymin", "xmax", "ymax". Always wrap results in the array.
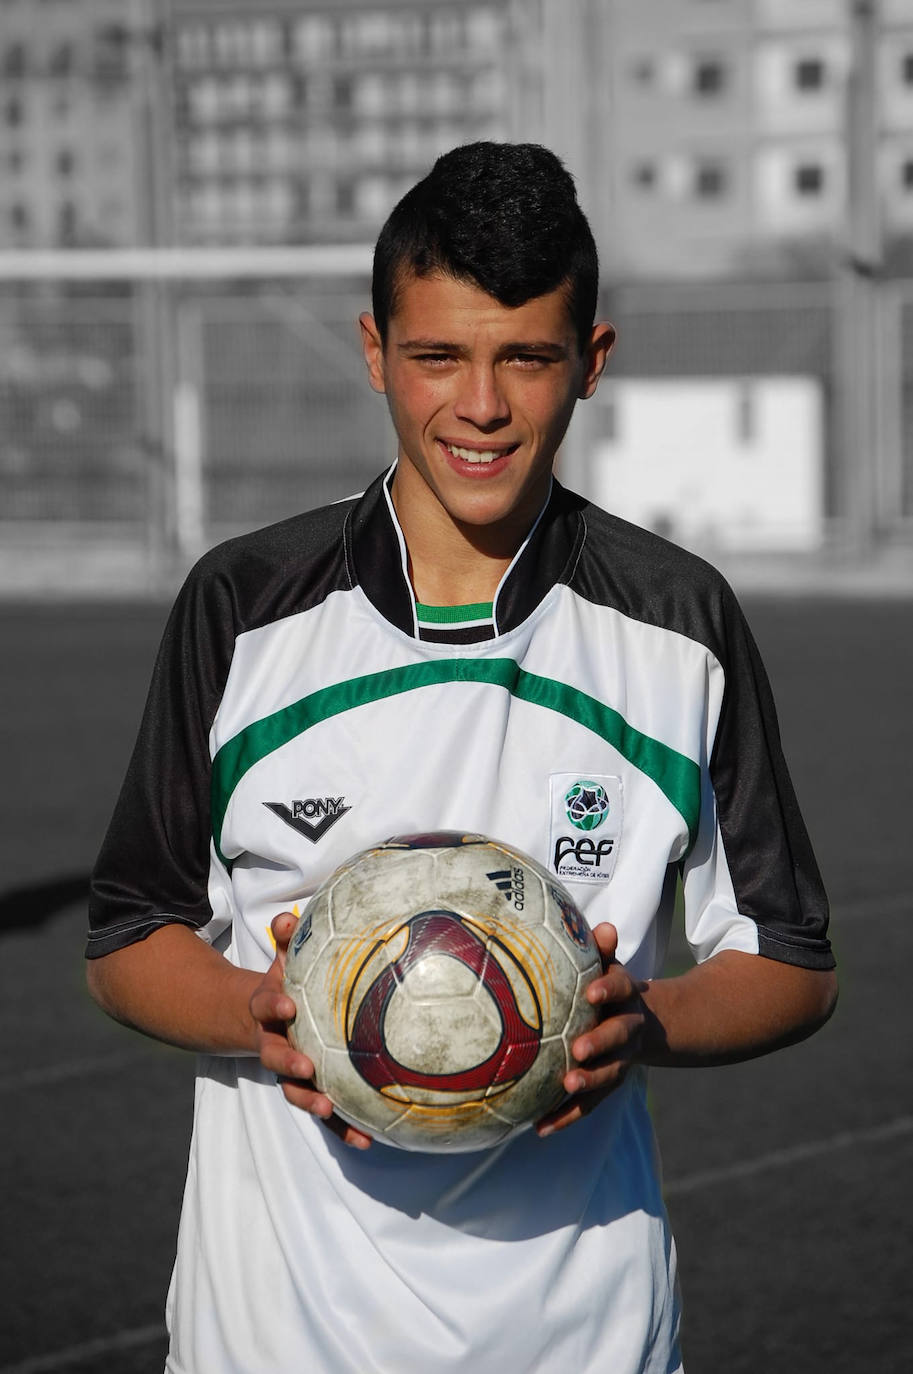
[{"xmin": 509, "ymin": 354, "xmax": 547, "ymax": 370}]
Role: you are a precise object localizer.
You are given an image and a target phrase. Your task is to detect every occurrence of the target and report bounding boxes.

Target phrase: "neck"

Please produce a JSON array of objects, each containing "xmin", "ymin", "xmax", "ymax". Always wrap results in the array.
[
  {"xmin": 391, "ymin": 467, "xmax": 544, "ymax": 605},
  {"xmin": 408, "ymin": 540, "xmax": 510, "ymax": 607}
]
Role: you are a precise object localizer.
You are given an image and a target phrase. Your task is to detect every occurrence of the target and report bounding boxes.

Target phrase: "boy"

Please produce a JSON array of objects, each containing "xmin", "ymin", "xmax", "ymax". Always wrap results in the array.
[{"xmin": 87, "ymin": 143, "xmax": 836, "ymax": 1373}]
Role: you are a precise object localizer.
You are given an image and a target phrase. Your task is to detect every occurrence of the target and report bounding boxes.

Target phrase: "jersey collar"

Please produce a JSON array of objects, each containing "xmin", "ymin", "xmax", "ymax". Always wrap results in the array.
[{"xmin": 345, "ymin": 465, "xmax": 586, "ymax": 642}]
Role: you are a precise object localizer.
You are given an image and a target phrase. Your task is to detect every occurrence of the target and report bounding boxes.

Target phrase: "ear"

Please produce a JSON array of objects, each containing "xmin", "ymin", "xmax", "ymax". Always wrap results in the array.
[
  {"xmin": 578, "ymin": 322, "xmax": 616, "ymax": 400},
  {"xmin": 359, "ymin": 312, "xmax": 387, "ymax": 394}
]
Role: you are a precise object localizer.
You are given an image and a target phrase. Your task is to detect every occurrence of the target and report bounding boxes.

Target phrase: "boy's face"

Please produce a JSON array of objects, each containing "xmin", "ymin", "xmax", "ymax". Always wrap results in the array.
[{"xmin": 360, "ymin": 272, "xmax": 614, "ymax": 549}]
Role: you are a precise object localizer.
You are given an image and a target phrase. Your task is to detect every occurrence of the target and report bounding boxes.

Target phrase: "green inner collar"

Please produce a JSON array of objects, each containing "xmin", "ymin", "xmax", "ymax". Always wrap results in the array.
[{"xmin": 414, "ymin": 601, "xmax": 494, "ymax": 626}]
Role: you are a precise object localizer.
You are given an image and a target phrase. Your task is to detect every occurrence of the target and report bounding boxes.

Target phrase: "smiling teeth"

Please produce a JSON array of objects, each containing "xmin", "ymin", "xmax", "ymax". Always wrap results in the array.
[{"xmin": 446, "ymin": 444, "xmax": 504, "ymax": 464}]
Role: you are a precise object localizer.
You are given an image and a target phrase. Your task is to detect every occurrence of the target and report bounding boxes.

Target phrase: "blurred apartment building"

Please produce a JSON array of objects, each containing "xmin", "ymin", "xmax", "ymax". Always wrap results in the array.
[
  {"xmin": 1, "ymin": 0, "xmax": 912, "ymax": 273},
  {"xmin": 0, "ymin": 0, "xmax": 148, "ymax": 249},
  {"xmin": 597, "ymin": 0, "xmax": 913, "ymax": 278},
  {"xmin": 2, "ymin": 0, "xmax": 913, "ymax": 561},
  {"xmin": 169, "ymin": 0, "xmax": 533, "ymax": 247}
]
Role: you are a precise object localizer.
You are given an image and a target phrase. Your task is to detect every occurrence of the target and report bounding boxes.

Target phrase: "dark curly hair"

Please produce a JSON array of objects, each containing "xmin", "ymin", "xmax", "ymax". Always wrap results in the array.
[{"xmin": 371, "ymin": 142, "xmax": 599, "ymax": 350}]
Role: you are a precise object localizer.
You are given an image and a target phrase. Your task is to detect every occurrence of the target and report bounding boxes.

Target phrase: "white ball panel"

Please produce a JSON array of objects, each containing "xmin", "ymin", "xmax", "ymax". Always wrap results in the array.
[{"xmin": 384, "ymin": 977, "xmax": 502, "ymax": 1074}]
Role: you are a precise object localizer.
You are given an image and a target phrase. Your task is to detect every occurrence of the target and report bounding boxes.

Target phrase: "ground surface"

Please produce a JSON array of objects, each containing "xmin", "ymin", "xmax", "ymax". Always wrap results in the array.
[{"xmin": 0, "ymin": 596, "xmax": 910, "ymax": 1373}]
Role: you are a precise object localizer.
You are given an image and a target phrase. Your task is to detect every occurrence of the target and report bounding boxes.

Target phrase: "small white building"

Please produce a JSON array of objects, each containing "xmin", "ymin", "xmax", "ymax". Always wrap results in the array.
[{"xmin": 591, "ymin": 376, "xmax": 824, "ymax": 553}]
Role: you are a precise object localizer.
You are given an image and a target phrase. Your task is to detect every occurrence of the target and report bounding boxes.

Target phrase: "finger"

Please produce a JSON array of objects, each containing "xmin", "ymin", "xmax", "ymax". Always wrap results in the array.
[
  {"xmin": 536, "ymin": 1086, "xmax": 609, "ymax": 1137},
  {"xmin": 278, "ymin": 1081, "xmax": 372, "ymax": 1149},
  {"xmin": 585, "ymin": 962, "xmax": 644, "ymax": 1009},
  {"xmin": 261, "ymin": 1034, "xmax": 316, "ymax": 1083},
  {"xmin": 538, "ymin": 1053, "xmax": 638, "ymax": 1137},
  {"xmin": 270, "ymin": 910, "xmax": 300, "ymax": 965},
  {"xmin": 250, "ymin": 984, "xmax": 298, "ymax": 1028},
  {"xmin": 321, "ymin": 1114, "xmax": 373, "ymax": 1151},
  {"xmin": 571, "ymin": 1009, "xmax": 645, "ymax": 1069}
]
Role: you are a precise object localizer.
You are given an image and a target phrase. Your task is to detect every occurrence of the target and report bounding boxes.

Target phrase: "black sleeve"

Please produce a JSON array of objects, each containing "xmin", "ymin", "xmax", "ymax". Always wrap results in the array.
[
  {"xmin": 706, "ymin": 582, "xmax": 834, "ymax": 970},
  {"xmin": 86, "ymin": 558, "xmax": 236, "ymax": 959}
]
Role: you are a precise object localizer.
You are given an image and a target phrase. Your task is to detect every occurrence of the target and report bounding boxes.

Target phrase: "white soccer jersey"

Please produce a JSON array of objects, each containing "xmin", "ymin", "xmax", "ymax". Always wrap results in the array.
[{"xmin": 88, "ymin": 469, "xmax": 833, "ymax": 1374}]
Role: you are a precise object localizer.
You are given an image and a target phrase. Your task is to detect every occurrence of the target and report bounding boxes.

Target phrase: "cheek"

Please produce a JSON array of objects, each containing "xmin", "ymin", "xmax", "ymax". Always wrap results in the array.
[
  {"xmin": 393, "ymin": 382, "xmax": 448, "ymax": 433},
  {"xmin": 524, "ymin": 397, "xmax": 574, "ymax": 442}
]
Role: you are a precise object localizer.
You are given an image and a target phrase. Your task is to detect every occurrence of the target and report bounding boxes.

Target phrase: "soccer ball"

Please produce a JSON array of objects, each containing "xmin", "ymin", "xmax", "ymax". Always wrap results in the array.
[{"xmin": 283, "ymin": 831, "xmax": 602, "ymax": 1152}]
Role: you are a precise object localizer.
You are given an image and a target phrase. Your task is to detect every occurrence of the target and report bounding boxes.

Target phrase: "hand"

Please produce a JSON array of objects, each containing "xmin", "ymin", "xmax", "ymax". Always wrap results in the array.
[
  {"xmin": 250, "ymin": 911, "xmax": 373, "ymax": 1150},
  {"xmin": 536, "ymin": 922, "xmax": 647, "ymax": 1137}
]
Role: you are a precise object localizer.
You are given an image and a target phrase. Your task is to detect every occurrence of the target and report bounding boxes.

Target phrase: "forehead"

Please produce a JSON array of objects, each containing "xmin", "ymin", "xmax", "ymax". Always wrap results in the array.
[{"xmin": 387, "ymin": 271, "xmax": 577, "ymax": 347}]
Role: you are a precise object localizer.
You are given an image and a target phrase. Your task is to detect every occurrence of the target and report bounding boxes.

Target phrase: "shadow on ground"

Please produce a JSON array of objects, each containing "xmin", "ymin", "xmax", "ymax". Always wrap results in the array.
[{"xmin": 0, "ymin": 873, "xmax": 89, "ymax": 933}]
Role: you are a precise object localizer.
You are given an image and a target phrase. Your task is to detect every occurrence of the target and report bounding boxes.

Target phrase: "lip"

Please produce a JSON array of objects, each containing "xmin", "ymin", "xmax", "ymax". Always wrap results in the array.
[{"xmin": 437, "ymin": 439, "xmax": 519, "ymax": 475}]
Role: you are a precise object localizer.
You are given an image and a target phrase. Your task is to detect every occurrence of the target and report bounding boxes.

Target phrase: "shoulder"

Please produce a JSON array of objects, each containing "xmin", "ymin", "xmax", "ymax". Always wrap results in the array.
[
  {"xmin": 177, "ymin": 495, "xmax": 358, "ymax": 640},
  {"xmin": 566, "ymin": 492, "xmax": 745, "ymax": 663}
]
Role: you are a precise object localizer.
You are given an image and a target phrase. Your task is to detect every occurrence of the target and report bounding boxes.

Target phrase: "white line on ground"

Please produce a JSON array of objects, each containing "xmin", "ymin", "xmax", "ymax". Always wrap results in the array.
[
  {"xmin": 0, "ymin": 1323, "xmax": 166, "ymax": 1374},
  {"xmin": 664, "ymin": 1114, "xmax": 913, "ymax": 1197},
  {"xmin": 2, "ymin": 1117, "xmax": 909, "ymax": 1372},
  {"xmin": 0, "ymin": 1049, "xmax": 159, "ymax": 1094}
]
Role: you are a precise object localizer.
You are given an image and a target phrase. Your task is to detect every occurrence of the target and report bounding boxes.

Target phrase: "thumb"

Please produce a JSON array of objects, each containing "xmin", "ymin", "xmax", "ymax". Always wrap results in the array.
[{"xmin": 591, "ymin": 921, "xmax": 619, "ymax": 966}]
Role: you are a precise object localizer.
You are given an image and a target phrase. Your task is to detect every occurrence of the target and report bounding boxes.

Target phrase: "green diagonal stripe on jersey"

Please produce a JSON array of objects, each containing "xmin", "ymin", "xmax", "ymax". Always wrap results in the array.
[{"xmin": 211, "ymin": 659, "xmax": 700, "ymax": 862}]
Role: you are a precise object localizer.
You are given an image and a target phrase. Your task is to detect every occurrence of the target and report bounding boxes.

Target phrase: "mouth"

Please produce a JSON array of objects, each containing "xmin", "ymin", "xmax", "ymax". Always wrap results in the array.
[{"xmin": 440, "ymin": 440, "xmax": 518, "ymax": 467}]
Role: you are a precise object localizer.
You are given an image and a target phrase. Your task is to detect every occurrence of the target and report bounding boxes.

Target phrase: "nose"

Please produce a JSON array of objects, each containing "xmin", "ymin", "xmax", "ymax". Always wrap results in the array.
[{"xmin": 453, "ymin": 363, "xmax": 510, "ymax": 431}]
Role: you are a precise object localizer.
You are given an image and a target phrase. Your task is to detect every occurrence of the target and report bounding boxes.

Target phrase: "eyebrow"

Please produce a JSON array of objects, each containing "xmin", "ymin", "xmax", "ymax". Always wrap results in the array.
[{"xmin": 397, "ymin": 338, "xmax": 570, "ymax": 358}]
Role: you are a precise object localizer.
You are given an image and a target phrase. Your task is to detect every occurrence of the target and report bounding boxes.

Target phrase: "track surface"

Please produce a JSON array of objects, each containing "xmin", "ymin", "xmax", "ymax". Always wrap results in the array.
[{"xmin": 1, "ymin": 596, "xmax": 910, "ymax": 1373}]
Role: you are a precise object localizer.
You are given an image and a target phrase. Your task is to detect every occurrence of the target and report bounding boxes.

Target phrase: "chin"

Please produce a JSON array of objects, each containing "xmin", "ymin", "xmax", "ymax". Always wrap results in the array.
[{"xmin": 445, "ymin": 494, "xmax": 518, "ymax": 529}]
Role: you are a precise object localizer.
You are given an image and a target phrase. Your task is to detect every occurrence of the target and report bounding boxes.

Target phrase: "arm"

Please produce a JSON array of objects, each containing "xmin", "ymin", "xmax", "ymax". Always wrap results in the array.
[
  {"xmin": 86, "ymin": 923, "xmax": 262, "ymax": 1056},
  {"xmin": 537, "ymin": 922, "xmax": 837, "ymax": 1136},
  {"xmin": 86, "ymin": 914, "xmax": 373, "ymax": 1149},
  {"xmin": 636, "ymin": 943, "xmax": 838, "ymax": 1067}
]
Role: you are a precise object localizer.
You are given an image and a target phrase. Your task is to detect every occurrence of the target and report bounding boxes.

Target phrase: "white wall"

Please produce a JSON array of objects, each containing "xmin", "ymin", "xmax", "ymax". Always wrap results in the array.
[{"xmin": 592, "ymin": 376, "xmax": 824, "ymax": 552}]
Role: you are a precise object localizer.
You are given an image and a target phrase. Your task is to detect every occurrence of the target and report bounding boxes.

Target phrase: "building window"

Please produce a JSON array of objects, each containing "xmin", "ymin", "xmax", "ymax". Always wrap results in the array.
[
  {"xmin": 901, "ymin": 159, "xmax": 913, "ymax": 192},
  {"xmin": 293, "ymin": 16, "xmax": 336, "ymax": 63},
  {"xmin": 177, "ymin": 27, "xmax": 210, "ymax": 69},
  {"xmin": 49, "ymin": 43, "xmax": 73, "ymax": 78},
  {"xmin": 903, "ymin": 53, "xmax": 913, "ymax": 86},
  {"xmin": 5, "ymin": 96, "xmax": 22, "ymax": 127},
  {"xmin": 356, "ymin": 175, "xmax": 394, "ymax": 221},
  {"xmin": 694, "ymin": 162, "xmax": 727, "ymax": 198},
  {"xmin": 631, "ymin": 161, "xmax": 657, "ymax": 191},
  {"xmin": 630, "ymin": 57, "xmax": 655, "ymax": 86},
  {"xmin": 213, "ymin": 23, "xmax": 252, "ymax": 68},
  {"xmin": 795, "ymin": 162, "xmax": 824, "ymax": 196},
  {"xmin": 467, "ymin": 8, "xmax": 500, "ymax": 52},
  {"xmin": 249, "ymin": 20, "xmax": 282, "ymax": 66},
  {"xmin": 428, "ymin": 11, "xmax": 464, "ymax": 54},
  {"xmin": 693, "ymin": 58, "xmax": 726, "ymax": 96},
  {"xmin": 11, "ymin": 203, "xmax": 29, "ymax": 231},
  {"xmin": 56, "ymin": 149, "xmax": 74, "ymax": 178},
  {"xmin": 3, "ymin": 42, "xmax": 26, "ymax": 78},
  {"xmin": 58, "ymin": 201, "xmax": 77, "ymax": 245},
  {"xmin": 794, "ymin": 58, "xmax": 825, "ymax": 91},
  {"xmin": 736, "ymin": 385, "xmax": 755, "ymax": 445}
]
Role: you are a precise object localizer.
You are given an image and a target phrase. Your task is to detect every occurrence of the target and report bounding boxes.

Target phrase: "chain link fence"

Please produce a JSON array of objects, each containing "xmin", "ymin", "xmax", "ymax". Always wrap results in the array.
[{"xmin": 0, "ymin": 270, "xmax": 910, "ymax": 594}]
